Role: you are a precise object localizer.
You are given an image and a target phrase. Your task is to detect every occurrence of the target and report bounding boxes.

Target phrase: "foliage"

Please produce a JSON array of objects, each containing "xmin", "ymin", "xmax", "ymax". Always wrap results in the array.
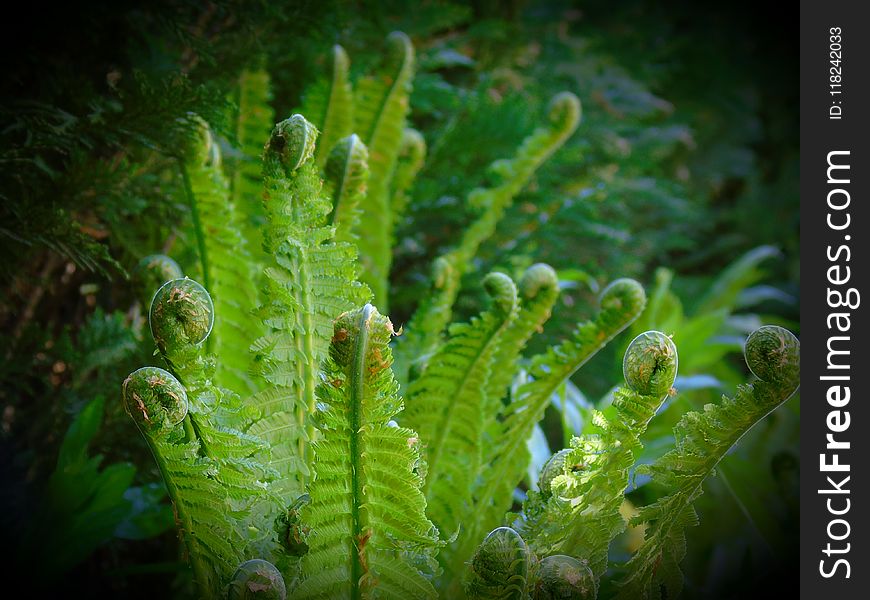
[{"xmin": 0, "ymin": 3, "xmax": 798, "ymax": 598}]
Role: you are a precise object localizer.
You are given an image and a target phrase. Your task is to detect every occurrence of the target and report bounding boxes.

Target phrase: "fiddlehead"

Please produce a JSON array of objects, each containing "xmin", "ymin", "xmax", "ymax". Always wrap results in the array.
[
  {"xmin": 228, "ymin": 559, "xmax": 287, "ymax": 600},
  {"xmin": 149, "ymin": 277, "xmax": 214, "ymax": 360},
  {"xmin": 299, "ymin": 44, "xmax": 354, "ymax": 169},
  {"xmin": 617, "ymin": 326, "xmax": 800, "ymax": 599},
  {"xmin": 353, "ymin": 31, "xmax": 416, "ymax": 309},
  {"xmin": 531, "ymin": 555, "xmax": 595, "ymax": 600},
  {"xmin": 122, "ymin": 366, "xmax": 188, "ymax": 438},
  {"xmin": 390, "ymin": 127, "xmax": 426, "ymax": 222},
  {"xmin": 518, "ymin": 331, "xmax": 678, "ymax": 585},
  {"xmin": 324, "ymin": 133, "xmax": 369, "ymax": 244},
  {"xmin": 466, "ymin": 527, "xmax": 531, "ymax": 600}
]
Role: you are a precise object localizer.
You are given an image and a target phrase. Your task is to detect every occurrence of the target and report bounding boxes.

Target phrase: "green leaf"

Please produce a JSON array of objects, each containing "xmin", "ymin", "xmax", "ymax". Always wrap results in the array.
[{"xmin": 295, "ymin": 305, "xmax": 440, "ymax": 599}]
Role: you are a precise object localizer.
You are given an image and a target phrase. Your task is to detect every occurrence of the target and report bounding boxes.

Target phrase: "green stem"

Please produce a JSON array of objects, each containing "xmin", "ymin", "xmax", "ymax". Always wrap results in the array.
[{"xmin": 348, "ymin": 304, "xmax": 372, "ymax": 600}]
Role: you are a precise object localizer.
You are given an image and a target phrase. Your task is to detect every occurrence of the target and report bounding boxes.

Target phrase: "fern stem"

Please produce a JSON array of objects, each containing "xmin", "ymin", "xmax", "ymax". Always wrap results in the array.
[
  {"xmin": 347, "ymin": 304, "xmax": 373, "ymax": 600},
  {"xmin": 142, "ymin": 433, "xmax": 211, "ymax": 597}
]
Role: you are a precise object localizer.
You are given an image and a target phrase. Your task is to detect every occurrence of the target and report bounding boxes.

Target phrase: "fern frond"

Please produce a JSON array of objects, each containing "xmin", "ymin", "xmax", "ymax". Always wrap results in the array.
[
  {"xmin": 230, "ymin": 69, "xmax": 275, "ymax": 263},
  {"xmin": 484, "ymin": 263, "xmax": 560, "ymax": 414},
  {"xmin": 445, "ymin": 278, "xmax": 645, "ymax": 583},
  {"xmin": 353, "ymin": 31, "xmax": 415, "ymax": 309},
  {"xmin": 617, "ymin": 326, "xmax": 800, "ymax": 599},
  {"xmin": 295, "ymin": 305, "xmax": 440, "ymax": 599},
  {"xmin": 180, "ymin": 117, "xmax": 261, "ymax": 395},
  {"xmin": 465, "ymin": 527, "xmax": 531, "ymax": 600},
  {"xmin": 250, "ymin": 115, "xmax": 370, "ymax": 507},
  {"xmin": 518, "ymin": 331, "xmax": 679, "ymax": 586},
  {"xmin": 403, "ymin": 272, "xmax": 518, "ymax": 539},
  {"xmin": 300, "ymin": 45, "xmax": 354, "ymax": 169},
  {"xmin": 397, "ymin": 92, "xmax": 581, "ymax": 372},
  {"xmin": 324, "ymin": 134, "xmax": 369, "ymax": 244},
  {"xmin": 389, "ymin": 128, "xmax": 426, "ymax": 222},
  {"xmin": 150, "ymin": 433, "xmax": 245, "ymax": 595}
]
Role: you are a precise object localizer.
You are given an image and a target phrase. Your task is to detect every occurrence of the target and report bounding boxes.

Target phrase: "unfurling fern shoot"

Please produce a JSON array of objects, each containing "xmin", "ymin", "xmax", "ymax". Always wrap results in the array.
[
  {"xmin": 517, "ymin": 331, "xmax": 678, "ymax": 587},
  {"xmin": 618, "ymin": 326, "xmax": 799, "ymax": 599},
  {"xmin": 296, "ymin": 304, "xmax": 440, "ymax": 599},
  {"xmin": 466, "ymin": 527, "xmax": 531, "ymax": 600},
  {"xmin": 228, "ymin": 559, "xmax": 287, "ymax": 600}
]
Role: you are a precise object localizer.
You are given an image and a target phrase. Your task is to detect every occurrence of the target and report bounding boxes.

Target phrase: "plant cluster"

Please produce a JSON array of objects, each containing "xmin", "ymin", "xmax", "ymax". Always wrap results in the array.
[{"xmin": 120, "ymin": 36, "xmax": 800, "ymax": 599}]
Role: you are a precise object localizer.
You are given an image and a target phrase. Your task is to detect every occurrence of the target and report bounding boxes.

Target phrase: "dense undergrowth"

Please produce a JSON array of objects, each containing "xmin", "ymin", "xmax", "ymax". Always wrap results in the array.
[{"xmin": 0, "ymin": 2, "xmax": 798, "ymax": 598}]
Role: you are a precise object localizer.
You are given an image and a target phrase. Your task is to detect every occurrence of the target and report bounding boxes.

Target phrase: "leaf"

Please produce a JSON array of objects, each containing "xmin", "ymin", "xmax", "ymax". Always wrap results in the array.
[{"xmin": 295, "ymin": 305, "xmax": 440, "ymax": 599}]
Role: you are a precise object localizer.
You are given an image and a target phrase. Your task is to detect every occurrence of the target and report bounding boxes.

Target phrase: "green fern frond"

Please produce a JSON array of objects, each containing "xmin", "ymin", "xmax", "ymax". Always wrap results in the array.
[
  {"xmin": 324, "ymin": 134, "xmax": 369, "ymax": 244},
  {"xmin": 300, "ymin": 45, "xmax": 354, "ymax": 169},
  {"xmin": 124, "ymin": 278, "xmax": 275, "ymax": 596},
  {"xmin": 446, "ymin": 278, "xmax": 645, "ymax": 583},
  {"xmin": 295, "ymin": 305, "xmax": 440, "ymax": 599},
  {"xmin": 617, "ymin": 326, "xmax": 800, "ymax": 599},
  {"xmin": 250, "ymin": 115, "xmax": 370, "ymax": 506},
  {"xmin": 484, "ymin": 263, "xmax": 560, "ymax": 414},
  {"xmin": 465, "ymin": 527, "xmax": 531, "ymax": 600},
  {"xmin": 149, "ymin": 278, "xmax": 274, "ymax": 513},
  {"xmin": 397, "ymin": 92, "xmax": 581, "ymax": 372},
  {"xmin": 180, "ymin": 117, "xmax": 261, "ymax": 395},
  {"xmin": 230, "ymin": 69, "xmax": 275, "ymax": 263},
  {"xmin": 132, "ymin": 254, "xmax": 183, "ymax": 308},
  {"xmin": 518, "ymin": 332, "xmax": 679, "ymax": 586},
  {"xmin": 403, "ymin": 272, "xmax": 518, "ymax": 539},
  {"xmin": 353, "ymin": 31, "xmax": 415, "ymax": 309},
  {"xmin": 389, "ymin": 128, "xmax": 426, "ymax": 222}
]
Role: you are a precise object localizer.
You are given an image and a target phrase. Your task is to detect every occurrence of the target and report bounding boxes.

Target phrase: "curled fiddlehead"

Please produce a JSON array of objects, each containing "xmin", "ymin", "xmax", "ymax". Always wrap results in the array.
[
  {"xmin": 149, "ymin": 277, "xmax": 214, "ymax": 359},
  {"xmin": 132, "ymin": 254, "xmax": 183, "ymax": 308},
  {"xmin": 122, "ymin": 366, "xmax": 188, "ymax": 438},
  {"xmin": 537, "ymin": 449, "xmax": 572, "ymax": 498},
  {"xmin": 227, "ymin": 559, "xmax": 287, "ymax": 600},
  {"xmin": 466, "ymin": 527, "xmax": 531, "ymax": 600},
  {"xmin": 531, "ymin": 555, "xmax": 595, "ymax": 600},
  {"xmin": 744, "ymin": 324, "xmax": 800, "ymax": 385},
  {"xmin": 622, "ymin": 330, "xmax": 679, "ymax": 397},
  {"xmin": 324, "ymin": 133, "xmax": 369, "ymax": 243},
  {"xmin": 264, "ymin": 114, "xmax": 318, "ymax": 177}
]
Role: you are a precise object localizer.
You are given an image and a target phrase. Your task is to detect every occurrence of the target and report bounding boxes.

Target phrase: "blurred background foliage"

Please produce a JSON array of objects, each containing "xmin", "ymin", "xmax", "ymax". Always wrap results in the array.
[{"xmin": 0, "ymin": 0, "xmax": 797, "ymax": 597}]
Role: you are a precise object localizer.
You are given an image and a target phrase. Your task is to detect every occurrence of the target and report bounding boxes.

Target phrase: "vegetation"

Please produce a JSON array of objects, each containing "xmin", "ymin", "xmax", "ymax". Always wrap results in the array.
[{"xmin": 1, "ymin": 2, "xmax": 798, "ymax": 598}]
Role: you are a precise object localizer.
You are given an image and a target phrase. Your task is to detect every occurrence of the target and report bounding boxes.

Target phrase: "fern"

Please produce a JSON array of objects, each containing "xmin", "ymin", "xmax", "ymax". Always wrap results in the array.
[
  {"xmin": 132, "ymin": 254, "xmax": 183, "ymax": 308},
  {"xmin": 352, "ymin": 32, "xmax": 415, "ymax": 309},
  {"xmin": 445, "ymin": 278, "xmax": 646, "ymax": 585},
  {"xmin": 403, "ymin": 272, "xmax": 518, "ymax": 539},
  {"xmin": 124, "ymin": 278, "xmax": 274, "ymax": 596},
  {"xmin": 396, "ymin": 92, "xmax": 581, "ymax": 377},
  {"xmin": 179, "ymin": 116, "xmax": 261, "ymax": 395},
  {"xmin": 389, "ymin": 128, "xmax": 427, "ymax": 225},
  {"xmin": 249, "ymin": 114, "xmax": 370, "ymax": 507},
  {"xmin": 300, "ymin": 44, "xmax": 354, "ymax": 169},
  {"xmin": 230, "ymin": 68, "xmax": 275, "ymax": 263},
  {"xmin": 324, "ymin": 133, "xmax": 370, "ymax": 244},
  {"xmin": 617, "ymin": 326, "xmax": 800, "ymax": 599},
  {"xmin": 518, "ymin": 331, "xmax": 679, "ymax": 587},
  {"xmin": 295, "ymin": 304, "xmax": 440, "ymax": 599}
]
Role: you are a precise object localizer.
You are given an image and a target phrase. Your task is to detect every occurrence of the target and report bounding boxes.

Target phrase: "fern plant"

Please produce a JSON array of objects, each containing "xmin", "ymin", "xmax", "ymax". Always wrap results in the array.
[{"xmin": 122, "ymin": 33, "xmax": 800, "ymax": 599}]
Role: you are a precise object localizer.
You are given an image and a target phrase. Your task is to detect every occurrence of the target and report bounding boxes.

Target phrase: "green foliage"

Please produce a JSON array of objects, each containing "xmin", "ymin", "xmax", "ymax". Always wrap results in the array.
[
  {"xmin": 0, "ymin": 5, "xmax": 798, "ymax": 595},
  {"xmin": 296, "ymin": 304, "xmax": 440, "ymax": 599},
  {"xmin": 14, "ymin": 397, "xmax": 138, "ymax": 584},
  {"xmin": 617, "ymin": 327, "xmax": 800, "ymax": 599},
  {"xmin": 249, "ymin": 115, "xmax": 370, "ymax": 506}
]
